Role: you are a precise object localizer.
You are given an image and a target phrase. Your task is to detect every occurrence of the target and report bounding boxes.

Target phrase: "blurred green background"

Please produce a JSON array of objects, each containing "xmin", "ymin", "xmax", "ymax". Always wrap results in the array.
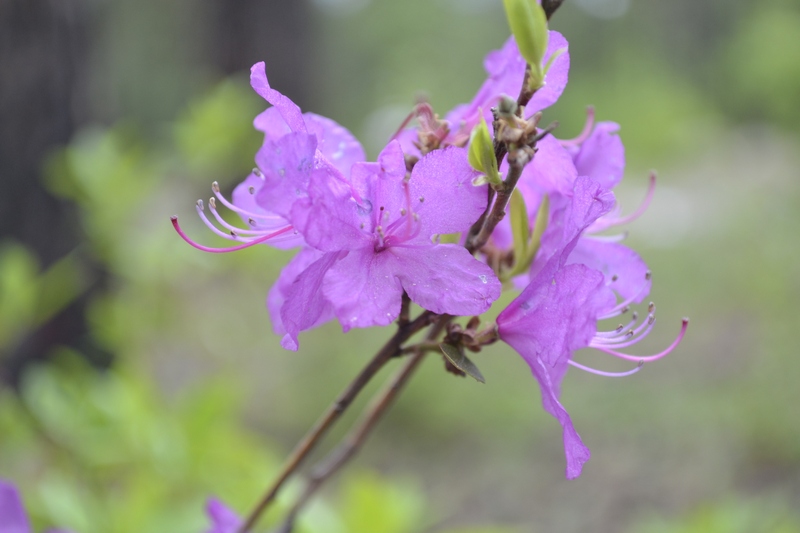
[{"xmin": 1, "ymin": 0, "xmax": 799, "ymax": 531}]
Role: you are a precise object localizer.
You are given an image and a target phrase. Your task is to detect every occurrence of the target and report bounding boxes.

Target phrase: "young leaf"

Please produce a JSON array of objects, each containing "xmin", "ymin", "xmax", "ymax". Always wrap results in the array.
[{"xmin": 440, "ymin": 343, "xmax": 486, "ymax": 384}]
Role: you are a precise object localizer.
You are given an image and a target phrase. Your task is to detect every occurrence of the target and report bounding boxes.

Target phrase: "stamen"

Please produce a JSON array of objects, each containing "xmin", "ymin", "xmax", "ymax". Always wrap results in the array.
[
  {"xmin": 592, "ymin": 318, "xmax": 689, "ymax": 363},
  {"xmin": 568, "ymin": 358, "xmax": 643, "ymax": 377},
  {"xmin": 207, "ymin": 198, "xmax": 270, "ymax": 235},
  {"xmin": 209, "ymin": 181, "xmax": 285, "ymax": 224},
  {"xmin": 559, "ymin": 106, "xmax": 595, "ymax": 148},
  {"xmin": 171, "ymin": 216, "xmax": 293, "ymax": 253},
  {"xmin": 252, "ymin": 168, "xmax": 263, "ymax": 178},
  {"xmin": 249, "ymin": 186, "xmax": 255, "ymax": 195}
]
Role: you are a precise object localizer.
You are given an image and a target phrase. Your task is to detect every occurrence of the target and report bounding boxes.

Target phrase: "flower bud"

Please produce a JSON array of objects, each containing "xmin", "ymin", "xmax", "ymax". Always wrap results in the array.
[{"xmin": 467, "ymin": 116, "xmax": 501, "ymax": 187}]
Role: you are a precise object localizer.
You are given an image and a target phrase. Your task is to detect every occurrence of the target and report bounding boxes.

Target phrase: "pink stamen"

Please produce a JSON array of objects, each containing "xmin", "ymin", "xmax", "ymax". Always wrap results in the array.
[
  {"xmin": 559, "ymin": 106, "xmax": 595, "ymax": 148},
  {"xmin": 211, "ymin": 181, "xmax": 285, "ymax": 224},
  {"xmin": 207, "ymin": 199, "xmax": 269, "ymax": 236},
  {"xmin": 171, "ymin": 216, "xmax": 292, "ymax": 253},
  {"xmin": 568, "ymin": 358, "xmax": 643, "ymax": 377},
  {"xmin": 592, "ymin": 318, "xmax": 689, "ymax": 363},
  {"xmin": 196, "ymin": 201, "xmax": 241, "ymax": 241},
  {"xmin": 593, "ymin": 314, "xmax": 656, "ymax": 348}
]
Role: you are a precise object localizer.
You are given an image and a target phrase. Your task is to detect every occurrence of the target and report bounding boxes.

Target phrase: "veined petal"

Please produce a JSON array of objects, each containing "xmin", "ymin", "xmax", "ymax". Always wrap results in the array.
[
  {"xmin": 304, "ymin": 112, "xmax": 365, "ymax": 178},
  {"xmin": 254, "ymin": 132, "xmax": 318, "ymax": 218},
  {"xmin": 323, "ymin": 248, "xmax": 404, "ymax": 331},
  {"xmin": 393, "ymin": 244, "xmax": 501, "ymax": 316},
  {"xmin": 497, "ymin": 263, "xmax": 614, "ymax": 478},
  {"xmin": 280, "ymin": 251, "xmax": 344, "ymax": 351},
  {"xmin": 409, "ymin": 146, "xmax": 488, "ymax": 237},
  {"xmin": 268, "ymin": 247, "xmax": 335, "ymax": 337},
  {"xmin": 571, "ymin": 122, "xmax": 625, "ymax": 190},
  {"xmin": 568, "ymin": 239, "xmax": 651, "ymax": 304},
  {"xmin": 294, "ymin": 167, "xmax": 371, "ymax": 252},
  {"xmin": 250, "ymin": 62, "xmax": 307, "ymax": 134}
]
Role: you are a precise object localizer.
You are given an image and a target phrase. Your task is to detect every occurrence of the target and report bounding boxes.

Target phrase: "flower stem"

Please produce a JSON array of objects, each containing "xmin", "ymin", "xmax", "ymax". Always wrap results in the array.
[
  {"xmin": 276, "ymin": 317, "xmax": 452, "ymax": 532},
  {"xmin": 237, "ymin": 310, "xmax": 436, "ymax": 533}
]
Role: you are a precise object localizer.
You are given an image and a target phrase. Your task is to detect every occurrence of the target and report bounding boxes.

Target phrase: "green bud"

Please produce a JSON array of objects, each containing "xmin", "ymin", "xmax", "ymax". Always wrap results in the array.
[
  {"xmin": 502, "ymin": 0, "xmax": 549, "ymax": 90},
  {"xmin": 467, "ymin": 116, "xmax": 501, "ymax": 187}
]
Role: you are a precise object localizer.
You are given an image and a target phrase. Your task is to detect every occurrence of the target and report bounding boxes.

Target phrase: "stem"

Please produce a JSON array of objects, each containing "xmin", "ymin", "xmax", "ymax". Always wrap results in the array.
[
  {"xmin": 467, "ymin": 163, "xmax": 524, "ymax": 253},
  {"xmin": 277, "ymin": 317, "xmax": 451, "ymax": 533},
  {"xmin": 237, "ymin": 310, "xmax": 436, "ymax": 533},
  {"xmin": 542, "ymin": 0, "xmax": 566, "ymax": 20}
]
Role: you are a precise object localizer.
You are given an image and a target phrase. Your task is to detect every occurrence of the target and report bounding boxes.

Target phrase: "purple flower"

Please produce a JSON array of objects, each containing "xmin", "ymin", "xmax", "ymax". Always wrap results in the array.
[
  {"xmin": 173, "ymin": 61, "xmax": 365, "ymax": 253},
  {"xmin": 497, "ymin": 174, "xmax": 688, "ymax": 479},
  {"xmin": 204, "ymin": 498, "xmax": 242, "ymax": 533},
  {"xmin": 396, "ymin": 31, "xmax": 569, "ymax": 155},
  {"xmin": 274, "ymin": 140, "xmax": 502, "ymax": 350},
  {"xmin": 0, "ymin": 480, "xmax": 71, "ymax": 533}
]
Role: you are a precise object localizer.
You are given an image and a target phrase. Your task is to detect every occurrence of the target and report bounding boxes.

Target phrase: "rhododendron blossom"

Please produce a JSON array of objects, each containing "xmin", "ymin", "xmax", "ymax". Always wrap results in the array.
[{"xmin": 172, "ymin": 3, "xmax": 687, "ymax": 510}]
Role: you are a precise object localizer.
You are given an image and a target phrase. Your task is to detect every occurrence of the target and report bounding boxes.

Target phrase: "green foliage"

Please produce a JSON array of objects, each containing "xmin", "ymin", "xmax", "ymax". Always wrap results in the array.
[
  {"xmin": 631, "ymin": 497, "xmax": 800, "ymax": 533},
  {"xmin": 720, "ymin": 5, "xmax": 800, "ymax": 129}
]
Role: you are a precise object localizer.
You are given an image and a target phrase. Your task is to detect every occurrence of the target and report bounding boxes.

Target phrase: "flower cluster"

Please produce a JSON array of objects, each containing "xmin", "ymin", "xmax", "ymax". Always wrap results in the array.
[{"xmin": 173, "ymin": 21, "xmax": 686, "ymax": 480}]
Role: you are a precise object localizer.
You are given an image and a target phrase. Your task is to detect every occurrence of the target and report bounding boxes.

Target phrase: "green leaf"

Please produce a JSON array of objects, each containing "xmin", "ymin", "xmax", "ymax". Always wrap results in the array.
[
  {"xmin": 502, "ymin": 0, "xmax": 549, "ymax": 89},
  {"xmin": 440, "ymin": 343, "xmax": 486, "ymax": 384},
  {"xmin": 509, "ymin": 188, "xmax": 530, "ymax": 273}
]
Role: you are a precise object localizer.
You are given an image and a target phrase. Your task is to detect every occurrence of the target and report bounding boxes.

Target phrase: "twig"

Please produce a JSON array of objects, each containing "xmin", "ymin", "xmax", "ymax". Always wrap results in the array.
[
  {"xmin": 237, "ymin": 310, "xmax": 436, "ymax": 533},
  {"xmin": 277, "ymin": 317, "xmax": 452, "ymax": 532},
  {"xmin": 542, "ymin": 0, "xmax": 566, "ymax": 20}
]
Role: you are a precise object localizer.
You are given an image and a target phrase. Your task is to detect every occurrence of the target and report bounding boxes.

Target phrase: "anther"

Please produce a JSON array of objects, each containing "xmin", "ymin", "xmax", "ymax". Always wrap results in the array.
[
  {"xmin": 611, "ymin": 275, "xmax": 619, "ymax": 282},
  {"xmin": 248, "ymin": 186, "xmax": 255, "ymax": 195},
  {"xmin": 631, "ymin": 311, "xmax": 639, "ymax": 321},
  {"xmin": 621, "ymin": 306, "xmax": 630, "ymax": 314},
  {"xmin": 196, "ymin": 199, "xmax": 204, "ymax": 210},
  {"xmin": 648, "ymin": 302, "xmax": 655, "ymax": 313},
  {"xmin": 212, "ymin": 181, "xmax": 220, "ymax": 193},
  {"xmin": 419, "ymin": 196, "xmax": 425, "ymax": 203},
  {"xmin": 647, "ymin": 314, "xmax": 655, "ymax": 325},
  {"xmin": 400, "ymin": 208, "xmax": 407, "ymax": 216},
  {"xmin": 230, "ymin": 230, "xmax": 237, "ymax": 237},
  {"xmin": 209, "ymin": 197, "xmax": 216, "ymax": 209},
  {"xmin": 248, "ymin": 218, "xmax": 256, "ymax": 226},
  {"xmin": 645, "ymin": 270, "xmax": 652, "ymax": 280},
  {"xmin": 253, "ymin": 167, "xmax": 263, "ymax": 178}
]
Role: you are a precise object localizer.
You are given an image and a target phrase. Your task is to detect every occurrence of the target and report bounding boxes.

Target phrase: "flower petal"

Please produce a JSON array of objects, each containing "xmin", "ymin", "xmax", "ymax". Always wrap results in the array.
[
  {"xmin": 393, "ymin": 244, "xmax": 501, "ymax": 316},
  {"xmin": 304, "ymin": 112, "xmax": 365, "ymax": 178},
  {"xmin": 268, "ymin": 247, "xmax": 335, "ymax": 338},
  {"xmin": 497, "ymin": 263, "xmax": 613, "ymax": 478},
  {"xmin": 409, "ymin": 146, "xmax": 488, "ymax": 237},
  {"xmin": 250, "ymin": 62, "xmax": 306, "ymax": 134},
  {"xmin": 0, "ymin": 480, "xmax": 31, "ymax": 533},
  {"xmin": 205, "ymin": 497, "xmax": 242, "ymax": 533},
  {"xmin": 280, "ymin": 251, "xmax": 344, "ymax": 350},
  {"xmin": 571, "ymin": 122, "xmax": 625, "ymax": 190},
  {"xmin": 568, "ymin": 239, "xmax": 651, "ymax": 304},
  {"xmin": 526, "ymin": 31, "xmax": 570, "ymax": 114},
  {"xmin": 323, "ymin": 248, "xmax": 404, "ymax": 331},
  {"xmin": 254, "ymin": 132, "xmax": 317, "ymax": 218}
]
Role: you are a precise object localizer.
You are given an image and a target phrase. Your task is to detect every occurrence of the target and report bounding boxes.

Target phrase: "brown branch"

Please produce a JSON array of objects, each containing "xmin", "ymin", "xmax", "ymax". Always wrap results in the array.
[
  {"xmin": 237, "ymin": 310, "xmax": 436, "ymax": 533},
  {"xmin": 276, "ymin": 317, "xmax": 452, "ymax": 532},
  {"xmin": 542, "ymin": 0, "xmax": 566, "ymax": 20}
]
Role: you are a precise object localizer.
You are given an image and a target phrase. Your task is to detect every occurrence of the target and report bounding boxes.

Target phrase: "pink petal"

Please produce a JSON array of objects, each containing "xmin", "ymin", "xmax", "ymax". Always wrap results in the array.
[
  {"xmin": 279, "ymin": 251, "xmax": 344, "ymax": 350},
  {"xmin": 408, "ymin": 146, "xmax": 488, "ymax": 238},
  {"xmin": 249, "ymin": 62, "xmax": 306, "ymax": 134},
  {"xmin": 568, "ymin": 239, "xmax": 651, "ymax": 304},
  {"xmin": 323, "ymin": 248, "xmax": 404, "ymax": 331},
  {"xmin": 571, "ymin": 122, "xmax": 625, "ymax": 190},
  {"xmin": 304, "ymin": 112, "xmax": 365, "ymax": 178},
  {"xmin": 254, "ymin": 132, "xmax": 317, "ymax": 218},
  {"xmin": 393, "ymin": 244, "xmax": 501, "ymax": 316}
]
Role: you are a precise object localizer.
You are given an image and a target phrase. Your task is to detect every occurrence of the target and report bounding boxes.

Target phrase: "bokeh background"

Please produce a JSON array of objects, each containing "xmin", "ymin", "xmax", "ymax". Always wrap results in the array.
[{"xmin": 1, "ymin": 0, "xmax": 799, "ymax": 531}]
